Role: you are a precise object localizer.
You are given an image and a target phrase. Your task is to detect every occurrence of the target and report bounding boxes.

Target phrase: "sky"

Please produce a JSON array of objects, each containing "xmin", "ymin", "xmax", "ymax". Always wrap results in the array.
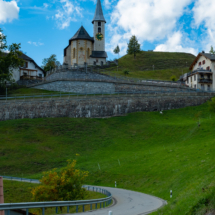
[{"xmin": 1, "ymin": 0, "xmax": 215, "ymax": 66}]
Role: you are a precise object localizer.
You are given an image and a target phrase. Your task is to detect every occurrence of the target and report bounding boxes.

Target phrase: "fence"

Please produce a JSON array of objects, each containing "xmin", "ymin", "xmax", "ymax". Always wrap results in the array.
[{"xmin": 1, "ymin": 176, "xmax": 112, "ymax": 215}]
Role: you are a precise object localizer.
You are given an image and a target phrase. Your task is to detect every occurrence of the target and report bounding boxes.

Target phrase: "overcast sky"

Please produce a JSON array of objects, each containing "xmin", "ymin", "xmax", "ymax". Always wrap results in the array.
[{"xmin": 1, "ymin": 0, "xmax": 215, "ymax": 66}]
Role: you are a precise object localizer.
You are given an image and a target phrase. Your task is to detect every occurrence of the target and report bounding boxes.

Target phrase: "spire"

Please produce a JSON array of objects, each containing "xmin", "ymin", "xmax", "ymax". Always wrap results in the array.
[{"xmin": 92, "ymin": 0, "xmax": 106, "ymax": 24}]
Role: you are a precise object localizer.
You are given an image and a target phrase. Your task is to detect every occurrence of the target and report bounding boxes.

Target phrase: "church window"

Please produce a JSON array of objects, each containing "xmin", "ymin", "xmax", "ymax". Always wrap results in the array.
[
  {"xmin": 73, "ymin": 48, "xmax": 76, "ymax": 58},
  {"xmin": 87, "ymin": 48, "xmax": 90, "ymax": 58},
  {"xmin": 98, "ymin": 27, "xmax": 101, "ymax": 33},
  {"xmin": 98, "ymin": 22, "xmax": 101, "ymax": 26}
]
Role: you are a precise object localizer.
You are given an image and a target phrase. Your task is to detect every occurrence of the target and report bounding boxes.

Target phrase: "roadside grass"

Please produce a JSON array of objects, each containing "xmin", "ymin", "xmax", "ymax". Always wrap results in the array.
[
  {"xmin": 0, "ymin": 102, "xmax": 215, "ymax": 214},
  {"xmin": 4, "ymin": 180, "xmax": 107, "ymax": 214}
]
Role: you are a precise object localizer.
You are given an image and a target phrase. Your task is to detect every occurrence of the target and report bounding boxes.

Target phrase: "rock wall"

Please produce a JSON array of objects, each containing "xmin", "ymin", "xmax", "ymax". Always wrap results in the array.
[
  {"xmin": 0, "ymin": 93, "xmax": 213, "ymax": 121},
  {"xmin": 31, "ymin": 79, "xmax": 191, "ymax": 94}
]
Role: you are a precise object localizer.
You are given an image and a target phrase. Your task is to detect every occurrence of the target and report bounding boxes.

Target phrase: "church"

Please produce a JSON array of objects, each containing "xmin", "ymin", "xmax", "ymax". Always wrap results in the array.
[{"xmin": 63, "ymin": 0, "xmax": 108, "ymax": 66}]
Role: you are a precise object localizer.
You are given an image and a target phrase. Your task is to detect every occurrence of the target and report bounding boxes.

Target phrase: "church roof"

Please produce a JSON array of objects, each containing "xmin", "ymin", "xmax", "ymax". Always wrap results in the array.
[
  {"xmin": 92, "ymin": 0, "xmax": 106, "ymax": 24},
  {"xmin": 69, "ymin": 26, "xmax": 94, "ymax": 42}
]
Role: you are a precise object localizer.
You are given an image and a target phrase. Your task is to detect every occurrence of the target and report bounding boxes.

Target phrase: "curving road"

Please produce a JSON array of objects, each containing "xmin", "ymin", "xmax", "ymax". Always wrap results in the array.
[
  {"xmin": 71, "ymin": 186, "xmax": 166, "ymax": 215},
  {"xmin": 3, "ymin": 177, "xmax": 166, "ymax": 215}
]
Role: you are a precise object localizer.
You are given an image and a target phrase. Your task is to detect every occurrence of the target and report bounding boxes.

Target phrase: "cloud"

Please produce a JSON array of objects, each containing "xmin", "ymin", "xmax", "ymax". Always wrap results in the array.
[
  {"xmin": 54, "ymin": 0, "xmax": 83, "ymax": 29},
  {"xmin": 154, "ymin": 31, "xmax": 198, "ymax": 55},
  {"xmin": 28, "ymin": 41, "xmax": 44, "ymax": 46},
  {"xmin": 0, "ymin": 0, "xmax": 20, "ymax": 23},
  {"xmin": 193, "ymin": 0, "xmax": 215, "ymax": 52},
  {"xmin": 107, "ymin": 0, "xmax": 192, "ymax": 55}
]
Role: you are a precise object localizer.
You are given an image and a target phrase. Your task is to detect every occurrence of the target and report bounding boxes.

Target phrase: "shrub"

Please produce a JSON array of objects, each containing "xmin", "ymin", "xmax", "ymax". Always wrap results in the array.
[
  {"xmin": 170, "ymin": 75, "xmax": 177, "ymax": 81},
  {"xmin": 31, "ymin": 160, "xmax": 88, "ymax": 202},
  {"xmin": 124, "ymin": 70, "xmax": 130, "ymax": 76}
]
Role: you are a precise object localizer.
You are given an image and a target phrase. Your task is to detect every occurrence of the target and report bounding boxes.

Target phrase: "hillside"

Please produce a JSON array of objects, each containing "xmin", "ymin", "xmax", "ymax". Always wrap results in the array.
[
  {"xmin": 104, "ymin": 51, "xmax": 196, "ymax": 81},
  {"xmin": 1, "ymin": 102, "xmax": 215, "ymax": 214},
  {"xmin": 118, "ymin": 51, "xmax": 196, "ymax": 71}
]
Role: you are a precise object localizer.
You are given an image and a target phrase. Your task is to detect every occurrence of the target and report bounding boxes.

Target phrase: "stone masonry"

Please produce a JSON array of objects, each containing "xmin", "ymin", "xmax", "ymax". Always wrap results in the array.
[{"xmin": 0, "ymin": 93, "xmax": 213, "ymax": 121}]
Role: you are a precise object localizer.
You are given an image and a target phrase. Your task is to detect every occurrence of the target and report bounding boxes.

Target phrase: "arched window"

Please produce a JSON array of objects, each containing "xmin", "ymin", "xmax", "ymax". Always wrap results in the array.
[
  {"xmin": 98, "ymin": 22, "xmax": 101, "ymax": 26},
  {"xmin": 73, "ymin": 48, "xmax": 76, "ymax": 58},
  {"xmin": 87, "ymin": 48, "xmax": 90, "ymax": 58},
  {"xmin": 98, "ymin": 27, "xmax": 101, "ymax": 33}
]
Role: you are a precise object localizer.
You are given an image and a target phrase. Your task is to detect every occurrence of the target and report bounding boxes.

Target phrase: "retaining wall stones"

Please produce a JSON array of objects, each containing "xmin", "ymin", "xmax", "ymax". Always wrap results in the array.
[
  {"xmin": 31, "ymin": 79, "xmax": 191, "ymax": 94},
  {"xmin": 0, "ymin": 93, "xmax": 213, "ymax": 121}
]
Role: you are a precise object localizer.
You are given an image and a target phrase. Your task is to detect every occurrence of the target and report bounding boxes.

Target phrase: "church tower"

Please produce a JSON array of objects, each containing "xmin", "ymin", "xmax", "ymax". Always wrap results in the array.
[{"xmin": 92, "ymin": 0, "xmax": 106, "ymax": 52}]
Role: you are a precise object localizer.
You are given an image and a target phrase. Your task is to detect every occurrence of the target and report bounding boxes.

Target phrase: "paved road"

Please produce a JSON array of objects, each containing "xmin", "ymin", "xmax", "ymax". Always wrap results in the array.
[
  {"xmin": 3, "ymin": 177, "xmax": 166, "ymax": 215},
  {"xmin": 69, "ymin": 186, "xmax": 166, "ymax": 215}
]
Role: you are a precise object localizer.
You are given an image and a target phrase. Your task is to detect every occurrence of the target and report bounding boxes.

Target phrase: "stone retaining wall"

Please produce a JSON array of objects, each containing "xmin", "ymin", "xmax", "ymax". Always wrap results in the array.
[{"xmin": 0, "ymin": 93, "xmax": 213, "ymax": 121}]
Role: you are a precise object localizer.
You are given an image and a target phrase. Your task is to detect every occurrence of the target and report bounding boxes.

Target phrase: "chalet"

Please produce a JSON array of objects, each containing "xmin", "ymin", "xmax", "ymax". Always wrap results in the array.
[
  {"xmin": 12, "ymin": 53, "xmax": 45, "ymax": 82},
  {"xmin": 185, "ymin": 51, "xmax": 215, "ymax": 91}
]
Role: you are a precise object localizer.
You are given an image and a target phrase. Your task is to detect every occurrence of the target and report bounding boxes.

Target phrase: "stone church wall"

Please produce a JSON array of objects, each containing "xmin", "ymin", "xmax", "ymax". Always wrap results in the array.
[{"xmin": 0, "ymin": 93, "xmax": 213, "ymax": 121}]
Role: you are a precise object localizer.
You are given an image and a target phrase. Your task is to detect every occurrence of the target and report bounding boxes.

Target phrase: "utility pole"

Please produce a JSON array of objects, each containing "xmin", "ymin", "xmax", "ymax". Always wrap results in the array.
[{"xmin": 0, "ymin": 177, "xmax": 4, "ymax": 215}]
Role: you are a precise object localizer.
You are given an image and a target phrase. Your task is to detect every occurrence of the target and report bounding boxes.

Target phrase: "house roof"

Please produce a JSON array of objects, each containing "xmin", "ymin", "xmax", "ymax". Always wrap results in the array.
[
  {"xmin": 92, "ymin": 0, "xmax": 106, "ymax": 24},
  {"xmin": 0, "ymin": 52, "xmax": 45, "ymax": 73},
  {"xmin": 70, "ymin": 26, "xmax": 94, "ymax": 42},
  {"xmin": 90, "ymin": 51, "xmax": 108, "ymax": 58},
  {"xmin": 189, "ymin": 52, "xmax": 215, "ymax": 70}
]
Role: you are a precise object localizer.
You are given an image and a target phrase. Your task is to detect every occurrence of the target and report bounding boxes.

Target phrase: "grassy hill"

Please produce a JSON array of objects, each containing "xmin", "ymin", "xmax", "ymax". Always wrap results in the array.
[
  {"xmin": 1, "ymin": 102, "xmax": 215, "ymax": 214},
  {"xmin": 104, "ymin": 51, "xmax": 196, "ymax": 81}
]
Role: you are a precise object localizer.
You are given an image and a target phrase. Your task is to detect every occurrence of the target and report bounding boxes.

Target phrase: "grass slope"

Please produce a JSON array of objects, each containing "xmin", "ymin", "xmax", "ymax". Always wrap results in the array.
[
  {"xmin": 0, "ymin": 102, "xmax": 215, "ymax": 214},
  {"xmin": 118, "ymin": 51, "xmax": 195, "ymax": 71}
]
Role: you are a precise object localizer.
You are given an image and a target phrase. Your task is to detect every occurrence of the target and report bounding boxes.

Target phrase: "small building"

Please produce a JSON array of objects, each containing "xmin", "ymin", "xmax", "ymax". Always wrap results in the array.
[
  {"xmin": 12, "ymin": 53, "xmax": 45, "ymax": 82},
  {"xmin": 185, "ymin": 51, "xmax": 215, "ymax": 91}
]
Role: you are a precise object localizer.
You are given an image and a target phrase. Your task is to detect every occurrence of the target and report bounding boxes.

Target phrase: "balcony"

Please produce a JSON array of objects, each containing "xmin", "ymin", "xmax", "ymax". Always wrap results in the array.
[
  {"xmin": 198, "ymin": 78, "xmax": 212, "ymax": 84},
  {"xmin": 20, "ymin": 75, "xmax": 43, "ymax": 80}
]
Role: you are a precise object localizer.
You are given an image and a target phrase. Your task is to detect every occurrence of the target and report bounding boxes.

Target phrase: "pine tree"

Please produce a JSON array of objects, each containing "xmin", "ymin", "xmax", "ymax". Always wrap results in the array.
[
  {"xmin": 127, "ymin": 35, "xmax": 141, "ymax": 59},
  {"xmin": 209, "ymin": 46, "xmax": 215, "ymax": 54},
  {"xmin": 113, "ymin": 45, "xmax": 120, "ymax": 59}
]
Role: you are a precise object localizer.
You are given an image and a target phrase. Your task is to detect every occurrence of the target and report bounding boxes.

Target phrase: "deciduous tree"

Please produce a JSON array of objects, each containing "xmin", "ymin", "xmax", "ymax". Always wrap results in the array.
[
  {"xmin": 127, "ymin": 35, "xmax": 141, "ymax": 59},
  {"xmin": 209, "ymin": 46, "xmax": 215, "ymax": 54},
  {"xmin": 42, "ymin": 54, "xmax": 61, "ymax": 74},
  {"xmin": 0, "ymin": 28, "xmax": 24, "ymax": 83},
  {"xmin": 32, "ymin": 160, "xmax": 88, "ymax": 202}
]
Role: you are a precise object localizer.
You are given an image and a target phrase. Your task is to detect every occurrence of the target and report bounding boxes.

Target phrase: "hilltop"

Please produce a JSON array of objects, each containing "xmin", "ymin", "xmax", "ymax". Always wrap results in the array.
[{"xmin": 105, "ymin": 51, "xmax": 196, "ymax": 81}]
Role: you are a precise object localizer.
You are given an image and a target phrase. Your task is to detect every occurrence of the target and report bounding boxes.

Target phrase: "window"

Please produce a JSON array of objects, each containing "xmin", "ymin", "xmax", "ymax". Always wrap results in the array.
[
  {"xmin": 98, "ymin": 22, "xmax": 101, "ymax": 26},
  {"xmin": 23, "ymin": 62, "xmax": 28, "ymax": 68},
  {"xmin": 194, "ymin": 84, "xmax": 196, "ymax": 89},
  {"xmin": 207, "ymin": 74, "xmax": 210, "ymax": 79},
  {"xmin": 208, "ymin": 85, "xmax": 210, "ymax": 91},
  {"xmin": 73, "ymin": 48, "xmax": 76, "ymax": 58},
  {"xmin": 96, "ymin": 59, "xmax": 98, "ymax": 63},
  {"xmin": 87, "ymin": 48, "xmax": 90, "ymax": 58},
  {"xmin": 191, "ymin": 76, "xmax": 192, "ymax": 82},
  {"xmin": 203, "ymin": 60, "xmax": 205, "ymax": 65},
  {"xmin": 23, "ymin": 72, "xmax": 27, "ymax": 76},
  {"xmin": 39, "ymin": 74, "xmax": 42, "ymax": 77},
  {"xmin": 201, "ymin": 84, "xmax": 204, "ymax": 90},
  {"xmin": 206, "ymin": 66, "xmax": 210, "ymax": 70},
  {"xmin": 187, "ymin": 77, "xmax": 189, "ymax": 83},
  {"xmin": 199, "ymin": 62, "xmax": 201, "ymax": 66},
  {"xmin": 201, "ymin": 74, "xmax": 204, "ymax": 79},
  {"xmin": 98, "ymin": 27, "xmax": 101, "ymax": 33},
  {"xmin": 194, "ymin": 74, "xmax": 196, "ymax": 81}
]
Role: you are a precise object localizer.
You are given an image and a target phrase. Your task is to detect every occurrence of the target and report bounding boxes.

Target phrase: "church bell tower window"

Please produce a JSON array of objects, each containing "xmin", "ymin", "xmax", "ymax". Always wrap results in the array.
[
  {"xmin": 98, "ymin": 22, "xmax": 101, "ymax": 26},
  {"xmin": 98, "ymin": 27, "xmax": 101, "ymax": 33},
  {"xmin": 73, "ymin": 48, "xmax": 76, "ymax": 58}
]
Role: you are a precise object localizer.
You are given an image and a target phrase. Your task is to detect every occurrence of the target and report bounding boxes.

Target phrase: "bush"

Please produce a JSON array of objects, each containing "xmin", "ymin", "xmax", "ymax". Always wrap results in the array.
[
  {"xmin": 124, "ymin": 70, "xmax": 130, "ymax": 76},
  {"xmin": 170, "ymin": 75, "xmax": 177, "ymax": 81},
  {"xmin": 32, "ymin": 160, "xmax": 88, "ymax": 202}
]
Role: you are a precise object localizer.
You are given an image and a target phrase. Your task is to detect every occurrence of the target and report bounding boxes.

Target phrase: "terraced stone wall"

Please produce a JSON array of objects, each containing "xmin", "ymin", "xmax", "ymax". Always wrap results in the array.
[{"xmin": 0, "ymin": 93, "xmax": 213, "ymax": 121}]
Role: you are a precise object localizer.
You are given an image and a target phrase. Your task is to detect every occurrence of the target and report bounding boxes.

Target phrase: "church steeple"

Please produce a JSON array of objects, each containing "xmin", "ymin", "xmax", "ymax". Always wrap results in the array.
[{"xmin": 92, "ymin": 0, "xmax": 106, "ymax": 24}]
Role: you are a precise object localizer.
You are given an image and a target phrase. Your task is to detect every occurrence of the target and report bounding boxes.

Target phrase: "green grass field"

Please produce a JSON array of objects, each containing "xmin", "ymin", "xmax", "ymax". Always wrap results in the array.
[{"xmin": 1, "ymin": 101, "xmax": 215, "ymax": 214}]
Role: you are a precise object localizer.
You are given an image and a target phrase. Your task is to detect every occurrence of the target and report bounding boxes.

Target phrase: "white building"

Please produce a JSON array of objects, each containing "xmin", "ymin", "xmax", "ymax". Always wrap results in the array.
[
  {"xmin": 185, "ymin": 51, "xmax": 215, "ymax": 91},
  {"xmin": 12, "ymin": 53, "xmax": 45, "ymax": 82},
  {"xmin": 63, "ymin": 0, "xmax": 108, "ymax": 66}
]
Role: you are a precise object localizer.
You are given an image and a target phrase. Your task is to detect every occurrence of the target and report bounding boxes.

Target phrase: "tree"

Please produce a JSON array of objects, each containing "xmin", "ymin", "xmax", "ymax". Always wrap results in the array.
[
  {"xmin": 113, "ymin": 45, "xmax": 120, "ymax": 59},
  {"xmin": 123, "ymin": 70, "xmax": 129, "ymax": 76},
  {"xmin": 32, "ymin": 160, "xmax": 88, "ymax": 202},
  {"xmin": 209, "ymin": 46, "xmax": 215, "ymax": 54},
  {"xmin": 127, "ymin": 35, "xmax": 141, "ymax": 59},
  {"xmin": 0, "ymin": 28, "xmax": 24, "ymax": 83},
  {"xmin": 42, "ymin": 54, "xmax": 61, "ymax": 73}
]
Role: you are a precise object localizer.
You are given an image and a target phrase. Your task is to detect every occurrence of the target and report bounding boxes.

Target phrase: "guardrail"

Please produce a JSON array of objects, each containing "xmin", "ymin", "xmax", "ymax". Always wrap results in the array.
[{"xmin": 1, "ymin": 176, "xmax": 112, "ymax": 215}]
